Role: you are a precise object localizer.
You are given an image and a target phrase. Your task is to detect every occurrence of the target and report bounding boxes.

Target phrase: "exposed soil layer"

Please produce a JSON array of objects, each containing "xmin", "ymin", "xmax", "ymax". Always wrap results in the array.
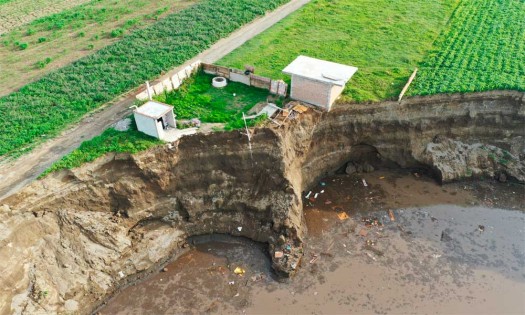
[
  {"xmin": 100, "ymin": 170, "xmax": 525, "ymax": 314},
  {"xmin": 0, "ymin": 91, "xmax": 523, "ymax": 314}
]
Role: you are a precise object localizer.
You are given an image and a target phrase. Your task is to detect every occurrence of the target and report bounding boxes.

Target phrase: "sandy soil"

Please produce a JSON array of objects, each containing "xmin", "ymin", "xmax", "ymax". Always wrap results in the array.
[{"xmin": 99, "ymin": 170, "xmax": 525, "ymax": 314}]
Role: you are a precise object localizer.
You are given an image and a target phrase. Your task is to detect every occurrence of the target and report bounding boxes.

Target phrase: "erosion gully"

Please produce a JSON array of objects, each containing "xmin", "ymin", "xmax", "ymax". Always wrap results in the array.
[{"xmin": 99, "ymin": 169, "xmax": 525, "ymax": 314}]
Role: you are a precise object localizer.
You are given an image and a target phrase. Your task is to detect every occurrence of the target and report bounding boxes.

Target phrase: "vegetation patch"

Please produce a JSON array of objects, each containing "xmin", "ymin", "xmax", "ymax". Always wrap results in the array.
[
  {"xmin": 218, "ymin": 0, "xmax": 458, "ymax": 102},
  {"xmin": 0, "ymin": 0, "xmax": 290, "ymax": 158},
  {"xmin": 411, "ymin": 0, "xmax": 525, "ymax": 95},
  {"xmin": 39, "ymin": 121, "xmax": 162, "ymax": 177},
  {"xmin": 155, "ymin": 73, "xmax": 270, "ymax": 130}
]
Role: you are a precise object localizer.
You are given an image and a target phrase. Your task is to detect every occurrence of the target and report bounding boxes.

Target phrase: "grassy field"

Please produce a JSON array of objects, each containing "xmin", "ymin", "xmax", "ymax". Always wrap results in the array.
[
  {"xmin": 410, "ymin": 0, "xmax": 525, "ymax": 95},
  {"xmin": 39, "ymin": 122, "xmax": 162, "ymax": 177},
  {"xmin": 155, "ymin": 73, "xmax": 270, "ymax": 130},
  {"xmin": 0, "ymin": 0, "xmax": 290, "ymax": 158},
  {"xmin": 218, "ymin": 0, "xmax": 458, "ymax": 102},
  {"xmin": 0, "ymin": 0, "xmax": 197, "ymax": 96}
]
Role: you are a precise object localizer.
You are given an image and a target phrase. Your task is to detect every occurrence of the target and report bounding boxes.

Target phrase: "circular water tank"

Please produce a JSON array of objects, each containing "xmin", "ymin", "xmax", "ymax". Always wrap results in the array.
[{"xmin": 212, "ymin": 76, "xmax": 227, "ymax": 88}]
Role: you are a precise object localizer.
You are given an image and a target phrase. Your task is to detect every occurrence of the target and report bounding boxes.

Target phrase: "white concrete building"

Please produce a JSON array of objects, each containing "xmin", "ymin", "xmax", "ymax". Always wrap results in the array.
[
  {"xmin": 133, "ymin": 101, "xmax": 176, "ymax": 140},
  {"xmin": 283, "ymin": 56, "xmax": 358, "ymax": 111}
]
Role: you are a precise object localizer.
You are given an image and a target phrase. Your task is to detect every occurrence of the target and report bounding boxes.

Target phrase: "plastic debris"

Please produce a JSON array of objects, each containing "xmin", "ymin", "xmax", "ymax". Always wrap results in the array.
[
  {"xmin": 118, "ymin": 271, "xmax": 125, "ymax": 278},
  {"xmin": 366, "ymin": 239, "xmax": 376, "ymax": 246},
  {"xmin": 237, "ymin": 227, "xmax": 242, "ymax": 232},
  {"xmin": 365, "ymin": 252, "xmax": 377, "ymax": 261},
  {"xmin": 379, "ymin": 176, "xmax": 385, "ymax": 179},
  {"xmin": 320, "ymin": 182, "xmax": 326, "ymax": 186},
  {"xmin": 228, "ymin": 281, "xmax": 235, "ymax": 285},
  {"xmin": 337, "ymin": 212, "xmax": 349, "ymax": 220},
  {"xmin": 274, "ymin": 251, "xmax": 284, "ymax": 258},
  {"xmin": 432, "ymin": 254, "xmax": 442, "ymax": 259},
  {"xmin": 478, "ymin": 225, "xmax": 485, "ymax": 232},
  {"xmin": 305, "ymin": 191, "xmax": 312, "ymax": 198},
  {"xmin": 362, "ymin": 217, "xmax": 381, "ymax": 227},
  {"xmin": 388, "ymin": 209, "xmax": 395, "ymax": 222},
  {"xmin": 314, "ymin": 193, "xmax": 319, "ymax": 199},
  {"xmin": 362, "ymin": 179, "xmax": 368, "ymax": 187},
  {"xmin": 320, "ymin": 190, "xmax": 325, "ymax": 193},
  {"xmin": 234, "ymin": 293, "xmax": 240, "ymax": 297},
  {"xmin": 309, "ymin": 255, "xmax": 319, "ymax": 264},
  {"xmin": 325, "ymin": 200, "xmax": 332, "ymax": 205},
  {"xmin": 413, "ymin": 172, "xmax": 421, "ymax": 178},
  {"xmin": 291, "ymin": 263, "xmax": 297, "ymax": 269},
  {"xmin": 234, "ymin": 267, "xmax": 245, "ymax": 276}
]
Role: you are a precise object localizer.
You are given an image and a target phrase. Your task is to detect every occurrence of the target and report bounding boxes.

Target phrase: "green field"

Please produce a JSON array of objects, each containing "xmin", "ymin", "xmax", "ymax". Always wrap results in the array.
[
  {"xmin": 218, "ymin": 0, "xmax": 458, "ymax": 102},
  {"xmin": 411, "ymin": 0, "xmax": 525, "ymax": 95},
  {"xmin": 0, "ymin": 0, "xmax": 289, "ymax": 158},
  {"xmin": 155, "ymin": 73, "xmax": 270, "ymax": 130},
  {"xmin": 39, "ymin": 123, "xmax": 162, "ymax": 177}
]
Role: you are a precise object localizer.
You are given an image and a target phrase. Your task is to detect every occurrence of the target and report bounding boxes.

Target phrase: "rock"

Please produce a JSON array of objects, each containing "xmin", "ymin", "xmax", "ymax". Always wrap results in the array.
[
  {"xmin": 356, "ymin": 163, "xmax": 364, "ymax": 173},
  {"xmin": 362, "ymin": 162, "xmax": 375, "ymax": 173},
  {"xmin": 64, "ymin": 299, "xmax": 79, "ymax": 312},
  {"xmin": 497, "ymin": 172, "xmax": 507, "ymax": 183},
  {"xmin": 345, "ymin": 163, "xmax": 356, "ymax": 175}
]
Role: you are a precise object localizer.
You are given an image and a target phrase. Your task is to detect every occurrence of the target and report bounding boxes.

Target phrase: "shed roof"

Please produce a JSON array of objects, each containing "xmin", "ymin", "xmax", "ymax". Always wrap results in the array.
[
  {"xmin": 282, "ymin": 55, "xmax": 358, "ymax": 86},
  {"xmin": 134, "ymin": 101, "xmax": 173, "ymax": 119}
]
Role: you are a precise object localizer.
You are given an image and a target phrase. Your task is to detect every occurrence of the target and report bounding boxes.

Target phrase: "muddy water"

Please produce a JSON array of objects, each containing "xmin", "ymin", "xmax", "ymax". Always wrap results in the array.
[{"xmin": 100, "ymin": 170, "xmax": 525, "ymax": 314}]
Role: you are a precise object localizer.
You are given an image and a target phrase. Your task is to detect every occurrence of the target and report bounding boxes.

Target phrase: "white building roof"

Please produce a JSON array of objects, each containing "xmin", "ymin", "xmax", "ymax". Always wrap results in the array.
[
  {"xmin": 282, "ymin": 55, "xmax": 358, "ymax": 86},
  {"xmin": 134, "ymin": 101, "xmax": 173, "ymax": 118}
]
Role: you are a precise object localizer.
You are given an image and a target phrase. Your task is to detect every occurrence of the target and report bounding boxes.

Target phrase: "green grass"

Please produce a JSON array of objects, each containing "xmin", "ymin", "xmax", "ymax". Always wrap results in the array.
[
  {"xmin": 155, "ymin": 72, "xmax": 270, "ymax": 130},
  {"xmin": 39, "ymin": 121, "xmax": 162, "ymax": 177},
  {"xmin": 0, "ymin": 0, "xmax": 14, "ymax": 5},
  {"xmin": 411, "ymin": 0, "xmax": 525, "ymax": 95},
  {"xmin": 0, "ymin": 0, "xmax": 290, "ymax": 158},
  {"xmin": 218, "ymin": 0, "xmax": 458, "ymax": 102}
]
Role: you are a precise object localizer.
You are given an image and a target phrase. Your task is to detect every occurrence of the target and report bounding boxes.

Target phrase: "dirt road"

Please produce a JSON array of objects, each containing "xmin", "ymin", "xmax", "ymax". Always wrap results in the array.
[{"xmin": 0, "ymin": 0, "xmax": 310, "ymax": 201}]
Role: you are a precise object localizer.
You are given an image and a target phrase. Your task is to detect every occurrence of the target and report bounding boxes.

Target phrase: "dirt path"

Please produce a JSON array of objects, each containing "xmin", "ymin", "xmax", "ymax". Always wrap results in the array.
[{"xmin": 0, "ymin": 0, "xmax": 311, "ymax": 201}]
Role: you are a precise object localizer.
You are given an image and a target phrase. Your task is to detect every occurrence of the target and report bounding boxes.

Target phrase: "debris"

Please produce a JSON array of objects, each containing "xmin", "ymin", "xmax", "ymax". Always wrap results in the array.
[
  {"xmin": 309, "ymin": 255, "xmax": 319, "ymax": 264},
  {"xmin": 362, "ymin": 179, "xmax": 368, "ymax": 187},
  {"xmin": 237, "ymin": 227, "xmax": 242, "ymax": 232},
  {"xmin": 366, "ymin": 239, "xmax": 376, "ymax": 246},
  {"xmin": 314, "ymin": 292, "xmax": 318, "ymax": 296},
  {"xmin": 291, "ymin": 262, "xmax": 297, "ymax": 269},
  {"xmin": 359, "ymin": 228, "xmax": 368, "ymax": 237},
  {"xmin": 118, "ymin": 271, "xmax": 125, "ymax": 278},
  {"xmin": 431, "ymin": 216, "xmax": 438, "ymax": 222},
  {"xmin": 320, "ymin": 182, "xmax": 326, "ymax": 186},
  {"xmin": 346, "ymin": 250, "xmax": 352, "ymax": 255},
  {"xmin": 234, "ymin": 267, "xmax": 245, "ymax": 276},
  {"xmin": 362, "ymin": 217, "xmax": 381, "ymax": 227},
  {"xmin": 314, "ymin": 193, "xmax": 319, "ymax": 199},
  {"xmin": 305, "ymin": 191, "xmax": 312, "ymax": 198},
  {"xmin": 337, "ymin": 212, "xmax": 349, "ymax": 220},
  {"xmin": 285, "ymin": 244, "xmax": 292, "ymax": 252},
  {"xmin": 432, "ymin": 254, "xmax": 442, "ymax": 259},
  {"xmin": 388, "ymin": 209, "xmax": 395, "ymax": 222},
  {"xmin": 274, "ymin": 251, "xmax": 284, "ymax": 258},
  {"xmin": 162, "ymin": 267, "xmax": 168, "ymax": 272},
  {"xmin": 379, "ymin": 176, "xmax": 385, "ymax": 179},
  {"xmin": 309, "ymin": 197, "xmax": 315, "ymax": 202},
  {"xmin": 413, "ymin": 172, "xmax": 421, "ymax": 178},
  {"xmin": 365, "ymin": 252, "xmax": 377, "ymax": 261},
  {"xmin": 325, "ymin": 200, "xmax": 332, "ymax": 205},
  {"xmin": 320, "ymin": 190, "xmax": 325, "ymax": 194},
  {"xmin": 478, "ymin": 225, "xmax": 485, "ymax": 232},
  {"xmin": 234, "ymin": 293, "xmax": 240, "ymax": 297},
  {"xmin": 228, "ymin": 281, "xmax": 235, "ymax": 285}
]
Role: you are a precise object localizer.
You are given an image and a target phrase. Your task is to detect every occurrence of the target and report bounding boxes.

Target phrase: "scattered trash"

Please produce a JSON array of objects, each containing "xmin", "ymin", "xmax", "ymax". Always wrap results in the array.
[
  {"xmin": 320, "ymin": 182, "xmax": 326, "ymax": 186},
  {"xmin": 379, "ymin": 176, "xmax": 385, "ymax": 180},
  {"xmin": 309, "ymin": 197, "xmax": 315, "ymax": 202},
  {"xmin": 359, "ymin": 228, "xmax": 368, "ymax": 237},
  {"xmin": 162, "ymin": 267, "xmax": 168, "ymax": 272},
  {"xmin": 234, "ymin": 267, "xmax": 245, "ymax": 276},
  {"xmin": 305, "ymin": 191, "xmax": 312, "ymax": 198},
  {"xmin": 388, "ymin": 209, "xmax": 395, "ymax": 222},
  {"xmin": 314, "ymin": 193, "xmax": 319, "ymax": 199},
  {"xmin": 413, "ymin": 172, "xmax": 421, "ymax": 178},
  {"xmin": 118, "ymin": 271, "xmax": 125, "ymax": 278},
  {"xmin": 285, "ymin": 244, "xmax": 292, "ymax": 252},
  {"xmin": 478, "ymin": 225, "xmax": 485, "ymax": 232},
  {"xmin": 362, "ymin": 217, "xmax": 381, "ymax": 227},
  {"xmin": 234, "ymin": 293, "xmax": 240, "ymax": 297},
  {"xmin": 291, "ymin": 263, "xmax": 297, "ymax": 269},
  {"xmin": 325, "ymin": 200, "xmax": 332, "ymax": 205},
  {"xmin": 366, "ymin": 239, "xmax": 376, "ymax": 246},
  {"xmin": 337, "ymin": 212, "xmax": 349, "ymax": 221},
  {"xmin": 365, "ymin": 252, "xmax": 377, "ymax": 261},
  {"xmin": 274, "ymin": 251, "xmax": 284, "ymax": 258},
  {"xmin": 362, "ymin": 179, "xmax": 368, "ymax": 187},
  {"xmin": 237, "ymin": 227, "xmax": 242, "ymax": 232},
  {"xmin": 320, "ymin": 190, "xmax": 325, "ymax": 194},
  {"xmin": 251, "ymin": 274, "xmax": 264, "ymax": 282},
  {"xmin": 228, "ymin": 281, "xmax": 235, "ymax": 285},
  {"xmin": 432, "ymin": 254, "xmax": 442, "ymax": 259},
  {"xmin": 314, "ymin": 292, "xmax": 318, "ymax": 296},
  {"xmin": 309, "ymin": 255, "xmax": 319, "ymax": 264},
  {"xmin": 342, "ymin": 244, "xmax": 346, "ymax": 248}
]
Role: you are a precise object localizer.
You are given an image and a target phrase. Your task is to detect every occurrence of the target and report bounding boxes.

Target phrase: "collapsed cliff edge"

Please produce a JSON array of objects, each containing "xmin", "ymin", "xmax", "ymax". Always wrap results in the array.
[{"xmin": 0, "ymin": 90, "xmax": 523, "ymax": 314}]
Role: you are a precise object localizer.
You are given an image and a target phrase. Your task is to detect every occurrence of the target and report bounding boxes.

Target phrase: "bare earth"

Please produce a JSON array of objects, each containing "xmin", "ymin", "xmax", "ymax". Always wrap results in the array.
[
  {"xmin": 0, "ymin": 0, "xmax": 91, "ymax": 34},
  {"xmin": 0, "ymin": 0, "xmax": 311, "ymax": 201},
  {"xmin": 100, "ymin": 170, "xmax": 525, "ymax": 314}
]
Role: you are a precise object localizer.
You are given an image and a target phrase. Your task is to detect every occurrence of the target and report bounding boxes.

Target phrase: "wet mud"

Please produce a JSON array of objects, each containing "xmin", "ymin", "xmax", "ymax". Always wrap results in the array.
[{"xmin": 100, "ymin": 170, "xmax": 525, "ymax": 314}]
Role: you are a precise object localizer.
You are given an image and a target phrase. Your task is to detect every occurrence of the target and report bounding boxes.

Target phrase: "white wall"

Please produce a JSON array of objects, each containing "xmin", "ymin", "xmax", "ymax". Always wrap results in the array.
[{"xmin": 134, "ymin": 113, "xmax": 159, "ymax": 139}]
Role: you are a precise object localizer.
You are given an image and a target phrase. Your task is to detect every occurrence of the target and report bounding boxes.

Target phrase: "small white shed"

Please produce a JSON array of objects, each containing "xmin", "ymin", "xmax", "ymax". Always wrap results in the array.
[
  {"xmin": 133, "ymin": 101, "xmax": 176, "ymax": 140},
  {"xmin": 283, "ymin": 56, "xmax": 358, "ymax": 111}
]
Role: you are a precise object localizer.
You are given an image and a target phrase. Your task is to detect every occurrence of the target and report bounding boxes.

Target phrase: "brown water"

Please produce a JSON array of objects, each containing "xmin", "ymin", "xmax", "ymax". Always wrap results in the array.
[{"xmin": 100, "ymin": 170, "xmax": 525, "ymax": 314}]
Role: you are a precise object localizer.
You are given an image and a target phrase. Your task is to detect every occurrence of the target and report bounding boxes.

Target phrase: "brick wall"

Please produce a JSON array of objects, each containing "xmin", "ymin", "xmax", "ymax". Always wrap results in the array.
[{"xmin": 290, "ymin": 75, "xmax": 331, "ymax": 109}]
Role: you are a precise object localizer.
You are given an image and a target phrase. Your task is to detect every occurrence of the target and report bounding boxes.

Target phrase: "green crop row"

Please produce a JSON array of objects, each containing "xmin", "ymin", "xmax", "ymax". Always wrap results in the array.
[
  {"xmin": 411, "ymin": 0, "xmax": 525, "ymax": 95},
  {"xmin": 0, "ymin": 0, "xmax": 290, "ymax": 158}
]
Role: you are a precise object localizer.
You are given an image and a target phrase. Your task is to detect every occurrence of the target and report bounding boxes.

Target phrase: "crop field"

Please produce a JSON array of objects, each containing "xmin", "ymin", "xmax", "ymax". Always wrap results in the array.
[
  {"xmin": 219, "ymin": 0, "xmax": 458, "ymax": 102},
  {"xmin": 0, "ymin": 0, "xmax": 290, "ymax": 158},
  {"xmin": 155, "ymin": 72, "xmax": 270, "ymax": 130},
  {"xmin": 0, "ymin": 0, "xmax": 197, "ymax": 96},
  {"xmin": 411, "ymin": 0, "xmax": 525, "ymax": 95}
]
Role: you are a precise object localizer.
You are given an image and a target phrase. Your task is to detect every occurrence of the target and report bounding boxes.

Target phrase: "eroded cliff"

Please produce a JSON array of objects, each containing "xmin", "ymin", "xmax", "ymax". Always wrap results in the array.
[{"xmin": 0, "ymin": 91, "xmax": 523, "ymax": 314}]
